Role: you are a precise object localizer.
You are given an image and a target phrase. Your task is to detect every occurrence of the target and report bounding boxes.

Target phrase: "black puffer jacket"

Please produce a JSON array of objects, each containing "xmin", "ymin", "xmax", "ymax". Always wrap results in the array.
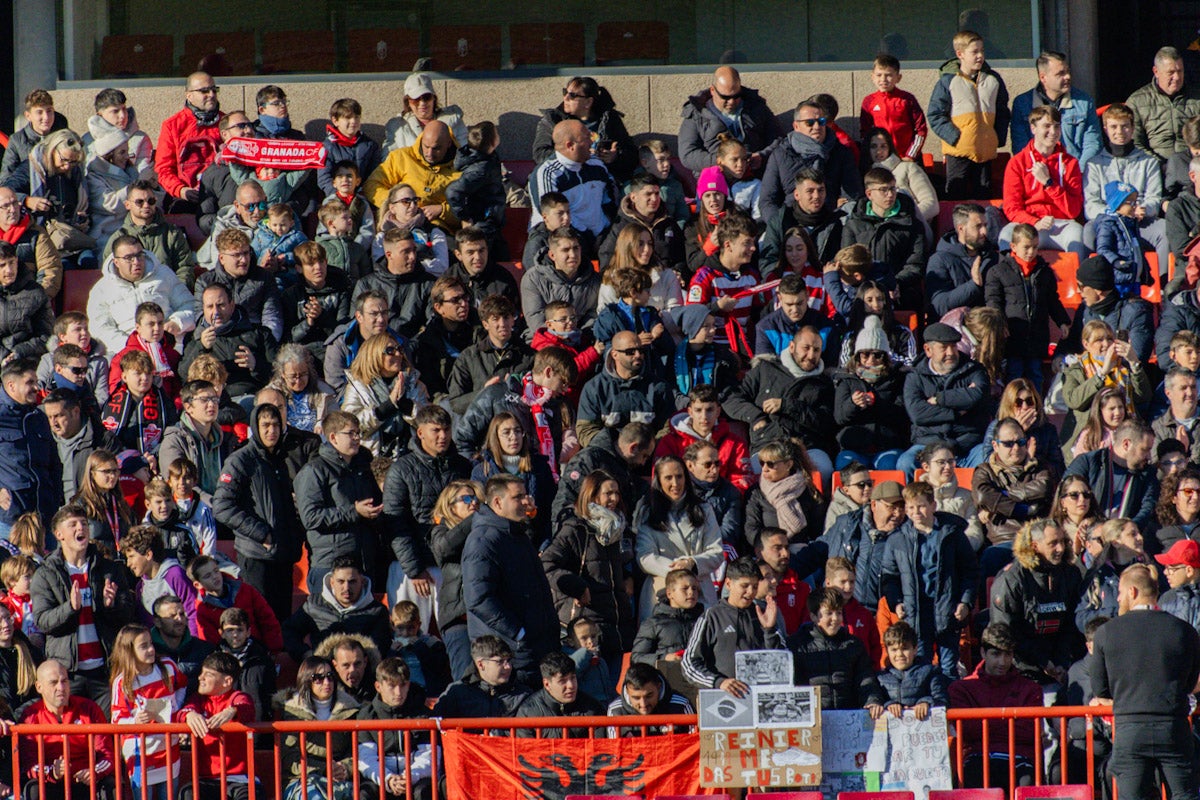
[
  {"xmin": 631, "ymin": 601, "xmax": 704, "ymax": 665},
  {"xmin": 212, "ymin": 404, "xmax": 301, "ymax": 564},
  {"xmin": 903, "ymin": 355, "xmax": 991, "ymax": 451},
  {"xmin": 598, "ymin": 196, "xmax": 687, "ymax": 274},
  {"xmin": 551, "ymin": 427, "xmax": 646, "ymax": 526},
  {"xmin": 432, "ymin": 671, "xmax": 530, "ymax": 719},
  {"xmin": 787, "ymin": 624, "xmax": 886, "ymax": 710},
  {"xmin": 280, "ymin": 572, "xmax": 391, "ymax": 659},
  {"xmin": 515, "ymin": 687, "xmax": 608, "ymax": 737},
  {"xmin": 541, "ymin": 515, "xmax": 636, "ymax": 652},
  {"xmin": 353, "ymin": 266, "xmax": 434, "ymax": 339},
  {"xmin": 446, "ymin": 338, "xmax": 535, "ymax": 414},
  {"xmin": 532, "ymin": 96, "xmax": 637, "ymax": 181},
  {"xmin": 412, "ymin": 315, "xmax": 477, "ymax": 399},
  {"xmin": 445, "ymin": 259, "xmax": 519, "ymax": 309},
  {"xmin": 722, "ymin": 354, "xmax": 836, "ymax": 452},
  {"xmin": 31, "ymin": 544, "xmax": 136, "ymax": 672},
  {"xmin": 840, "ymin": 193, "xmax": 927, "ymax": 294},
  {"xmin": 446, "ymin": 145, "xmax": 506, "ymax": 239},
  {"xmin": 382, "ymin": 439, "xmax": 472, "ymax": 579},
  {"xmin": 179, "ymin": 307, "xmax": 278, "ymax": 396},
  {"xmin": 193, "ymin": 263, "xmax": 283, "ymax": 341},
  {"xmin": 984, "ymin": 254, "xmax": 1072, "ymax": 360},
  {"xmin": 431, "ymin": 515, "xmax": 474, "ymax": 626},
  {"xmin": 293, "ymin": 441, "xmax": 382, "ymax": 574},
  {"xmin": 831, "ymin": 367, "xmax": 910, "ymax": 454},
  {"xmin": 280, "ymin": 269, "xmax": 353, "ymax": 361},
  {"xmin": 678, "ymin": 86, "xmax": 780, "ymax": 175},
  {"xmin": 0, "ymin": 268, "xmax": 52, "ymax": 360},
  {"xmin": 759, "ymin": 200, "xmax": 843, "ymax": 271},
  {"xmin": 462, "ymin": 505, "xmax": 559, "ymax": 674}
]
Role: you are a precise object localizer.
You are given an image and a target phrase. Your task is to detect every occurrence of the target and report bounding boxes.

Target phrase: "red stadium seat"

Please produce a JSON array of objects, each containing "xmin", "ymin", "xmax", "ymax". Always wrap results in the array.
[
  {"xmin": 930, "ymin": 790, "xmax": 1005, "ymax": 800},
  {"xmin": 261, "ymin": 29, "xmax": 336, "ymax": 73},
  {"xmin": 182, "ymin": 32, "xmax": 256, "ymax": 76},
  {"xmin": 100, "ymin": 34, "xmax": 175, "ymax": 77},
  {"xmin": 510, "ymin": 23, "xmax": 586, "ymax": 67},
  {"xmin": 346, "ymin": 28, "xmax": 420, "ymax": 73},
  {"xmin": 1013, "ymin": 785, "xmax": 1091, "ymax": 800},
  {"xmin": 839, "ymin": 792, "xmax": 915, "ymax": 800},
  {"xmin": 62, "ymin": 269, "xmax": 102, "ymax": 314},
  {"xmin": 429, "ymin": 25, "xmax": 502, "ymax": 71}
]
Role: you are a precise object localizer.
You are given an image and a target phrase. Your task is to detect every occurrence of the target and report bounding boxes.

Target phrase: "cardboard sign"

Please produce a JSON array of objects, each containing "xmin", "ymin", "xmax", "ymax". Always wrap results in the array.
[
  {"xmin": 699, "ymin": 686, "xmax": 822, "ymax": 788},
  {"xmin": 879, "ymin": 707, "xmax": 953, "ymax": 800}
]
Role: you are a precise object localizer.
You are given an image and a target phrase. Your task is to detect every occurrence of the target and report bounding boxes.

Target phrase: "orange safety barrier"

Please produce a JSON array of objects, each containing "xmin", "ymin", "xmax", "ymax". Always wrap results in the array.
[{"xmin": 4, "ymin": 706, "xmax": 1124, "ymax": 800}]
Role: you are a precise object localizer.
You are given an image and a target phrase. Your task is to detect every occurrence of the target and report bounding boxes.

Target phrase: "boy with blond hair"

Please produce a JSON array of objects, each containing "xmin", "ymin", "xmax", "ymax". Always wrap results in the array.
[{"xmin": 928, "ymin": 30, "xmax": 1011, "ymax": 200}]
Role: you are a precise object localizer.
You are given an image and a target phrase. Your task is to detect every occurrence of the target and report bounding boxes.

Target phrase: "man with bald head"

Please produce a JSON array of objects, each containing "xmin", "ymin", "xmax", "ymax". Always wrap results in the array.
[
  {"xmin": 575, "ymin": 329, "xmax": 675, "ymax": 446},
  {"xmin": 156, "ymin": 72, "xmax": 225, "ymax": 208},
  {"xmin": 528, "ymin": 119, "xmax": 619, "ymax": 239},
  {"xmin": 19, "ymin": 660, "xmax": 117, "ymax": 800},
  {"xmin": 0, "ymin": 185, "xmax": 60, "ymax": 298},
  {"xmin": 197, "ymin": 181, "xmax": 269, "ymax": 270},
  {"xmin": 679, "ymin": 65, "xmax": 781, "ymax": 175},
  {"xmin": 364, "ymin": 119, "xmax": 462, "ymax": 233}
]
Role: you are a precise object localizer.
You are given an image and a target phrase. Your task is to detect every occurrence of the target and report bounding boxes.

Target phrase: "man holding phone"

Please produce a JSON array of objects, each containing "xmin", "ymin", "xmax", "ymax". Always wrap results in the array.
[{"xmin": 1060, "ymin": 255, "xmax": 1154, "ymax": 364}]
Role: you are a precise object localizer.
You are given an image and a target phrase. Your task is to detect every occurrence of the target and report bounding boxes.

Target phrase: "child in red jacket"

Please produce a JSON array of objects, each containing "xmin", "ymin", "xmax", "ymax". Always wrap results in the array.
[
  {"xmin": 178, "ymin": 652, "xmax": 258, "ymax": 799},
  {"xmin": 530, "ymin": 299, "xmax": 604, "ymax": 403},
  {"xmin": 189, "ymin": 555, "xmax": 284, "ymax": 654},
  {"xmin": 860, "ymin": 54, "xmax": 929, "ymax": 162}
]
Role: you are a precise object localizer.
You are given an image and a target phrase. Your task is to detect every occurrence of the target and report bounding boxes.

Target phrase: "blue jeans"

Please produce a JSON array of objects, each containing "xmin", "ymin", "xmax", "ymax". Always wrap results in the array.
[
  {"xmin": 443, "ymin": 622, "xmax": 473, "ymax": 682},
  {"xmin": 918, "ymin": 625, "xmax": 964, "ymax": 678},
  {"xmin": 835, "ymin": 449, "xmax": 903, "ymax": 470}
]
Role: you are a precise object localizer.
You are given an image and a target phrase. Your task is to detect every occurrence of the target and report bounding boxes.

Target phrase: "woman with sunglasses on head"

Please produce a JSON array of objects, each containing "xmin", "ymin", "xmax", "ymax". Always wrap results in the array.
[
  {"xmin": 281, "ymin": 655, "xmax": 366, "ymax": 800},
  {"xmin": 532, "ymin": 77, "xmax": 637, "ymax": 182},
  {"xmin": 429, "ymin": 479, "xmax": 484, "ymax": 681},
  {"xmin": 917, "ymin": 443, "xmax": 985, "ymax": 550},
  {"xmin": 3, "ymin": 128, "xmax": 94, "ymax": 269},
  {"xmin": 1051, "ymin": 475, "xmax": 1102, "ymax": 567},
  {"xmin": 342, "ymin": 333, "xmax": 429, "ymax": 458},
  {"xmin": 1154, "ymin": 468, "xmax": 1200, "ymax": 555},
  {"xmin": 968, "ymin": 379, "xmax": 1065, "ymax": 474}
]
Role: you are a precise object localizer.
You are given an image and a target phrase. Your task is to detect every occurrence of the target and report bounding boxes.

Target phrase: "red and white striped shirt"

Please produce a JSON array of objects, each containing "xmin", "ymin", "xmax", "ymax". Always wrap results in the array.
[
  {"xmin": 67, "ymin": 564, "xmax": 103, "ymax": 671},
  {"xmin": 112, "ymin": 657, "xmax": 187, "ymax": 786},
  {"xmin": 687, "ymin": 261, "xmax": 762, "ymax": 345}
]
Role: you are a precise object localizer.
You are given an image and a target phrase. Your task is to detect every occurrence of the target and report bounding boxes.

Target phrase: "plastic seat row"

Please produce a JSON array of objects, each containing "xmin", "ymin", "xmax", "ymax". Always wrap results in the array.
[{"xmin": 100, "ymin": 22, "xmax": 670, "ymax": 77}]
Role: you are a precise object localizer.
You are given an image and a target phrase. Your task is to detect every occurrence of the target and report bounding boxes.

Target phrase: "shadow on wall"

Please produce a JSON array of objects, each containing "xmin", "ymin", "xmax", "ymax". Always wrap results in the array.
[{"xmin": 497, "ymin": 110, "xmax": 543, "ymax": 161}]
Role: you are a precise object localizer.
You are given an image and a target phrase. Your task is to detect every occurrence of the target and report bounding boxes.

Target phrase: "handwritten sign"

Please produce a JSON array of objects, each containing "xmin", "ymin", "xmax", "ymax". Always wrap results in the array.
[
  {"xmin": 822, "ymin": 709, "xmax": 888, "ymax": 772},
  {"xmin": 879, "ymin": 707, "xmax": 953, "ymax": 800},
  {"xmin": 699, "ymin": 686, "xmax": 822, "ymax": 789}
]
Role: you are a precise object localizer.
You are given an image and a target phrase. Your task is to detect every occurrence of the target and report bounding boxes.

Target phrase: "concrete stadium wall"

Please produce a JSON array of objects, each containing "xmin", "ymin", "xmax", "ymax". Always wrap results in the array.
[{"xmin": 51, "ymin": 64, "xmax": 1040, "ymax": 164}]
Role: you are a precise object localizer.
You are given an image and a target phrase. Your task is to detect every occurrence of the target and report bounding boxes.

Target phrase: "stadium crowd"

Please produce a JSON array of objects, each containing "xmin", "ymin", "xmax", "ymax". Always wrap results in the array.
[{"xmin": 1, "ymin": 26, "xmax": 1200, "ymax": 800}]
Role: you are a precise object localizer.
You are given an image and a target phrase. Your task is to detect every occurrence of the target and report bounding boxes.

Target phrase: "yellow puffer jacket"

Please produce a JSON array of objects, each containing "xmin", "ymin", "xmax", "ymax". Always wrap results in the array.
[
  {"xmin": 364, "ymin": 129, "xmax": 461, "ymax": 231},
  {"xmin": 928, "ymin": 59, "xmax": 1011, "ymax": 164}
]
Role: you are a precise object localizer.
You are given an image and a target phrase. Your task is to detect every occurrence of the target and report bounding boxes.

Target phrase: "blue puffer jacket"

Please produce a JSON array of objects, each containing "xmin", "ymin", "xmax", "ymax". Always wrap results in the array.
[
  {"xmin": 808, "ymin": 508, "xmax": 895, "ymax": 610},
  {"xmin": 0, "ymin": 385, "xmax": 62, "ymax": 526},
  {"xmin": 902, "ymin": 355, "xmax": 991, "ymax": 452},
  {"xmin": 1011, "ymin": 87, "xmax": 1103, "ymax": 167},
  {"xmin": 877, "ymin": 661, "xmax": 952, "ymax": 707},
  {"xmin": 1161, "ymin": 581, "xmax": 1200, "ymax": 631},
  {"xmin": 880, "ymin": 514, "xmax": 978, "ymax": 636}
]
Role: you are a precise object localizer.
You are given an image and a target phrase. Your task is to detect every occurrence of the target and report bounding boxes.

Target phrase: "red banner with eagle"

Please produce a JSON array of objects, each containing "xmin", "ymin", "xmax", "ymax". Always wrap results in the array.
[{"xmin": 441, "ymin": 730, "xmax": 713, "ymax": 799}]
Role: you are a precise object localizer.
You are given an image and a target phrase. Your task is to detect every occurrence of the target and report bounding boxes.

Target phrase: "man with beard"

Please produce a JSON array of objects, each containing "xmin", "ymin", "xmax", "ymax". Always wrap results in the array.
[
  {"xmin": 926, "ymin": 203, "xmax": 999, "ymax": 321},
  {"xmin": 759, "ymin": 168, "xmax": 844, "ymax": 268},
  {"xmin": 1091, "ymin": 563, "xmax": 1200, "ymax": 800},
  {"xmin": 1065, "ymin": 418, "xmax": 1159, "ymax": 532},
  {"xmin": 990, "ymin": 518, "xmax": 1083, "ymax": 685}
]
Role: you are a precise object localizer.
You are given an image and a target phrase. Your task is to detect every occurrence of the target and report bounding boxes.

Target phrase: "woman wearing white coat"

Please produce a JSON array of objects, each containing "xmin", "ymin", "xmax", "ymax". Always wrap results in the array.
[
  {"xmin": 634, "ymin": 455, "xmax": 725, "ymax": 620},
  {"xmin": 865, "ymin": 127, "xmax": 938, "ymax": 229}
]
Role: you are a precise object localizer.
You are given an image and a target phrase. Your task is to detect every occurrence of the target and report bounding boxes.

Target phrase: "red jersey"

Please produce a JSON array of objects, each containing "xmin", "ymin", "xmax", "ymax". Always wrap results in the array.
[
  {"xmin": 20, "ymin": 696, "xmax": 115, "ymax": 780},
  {"xmin": 775, "ymin": 569, "xmax": 811, "ymax": 635},
  {"xmin": 176, "ymin": 690, "xmax": 257, "ymax": 778},
  {"xmin": 844, "ymin": 597, "xmax": 883, "ymax": 667},
  {"xmin": 860, "ymin": 89, "xmax": 929, "ymax": 160}
]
